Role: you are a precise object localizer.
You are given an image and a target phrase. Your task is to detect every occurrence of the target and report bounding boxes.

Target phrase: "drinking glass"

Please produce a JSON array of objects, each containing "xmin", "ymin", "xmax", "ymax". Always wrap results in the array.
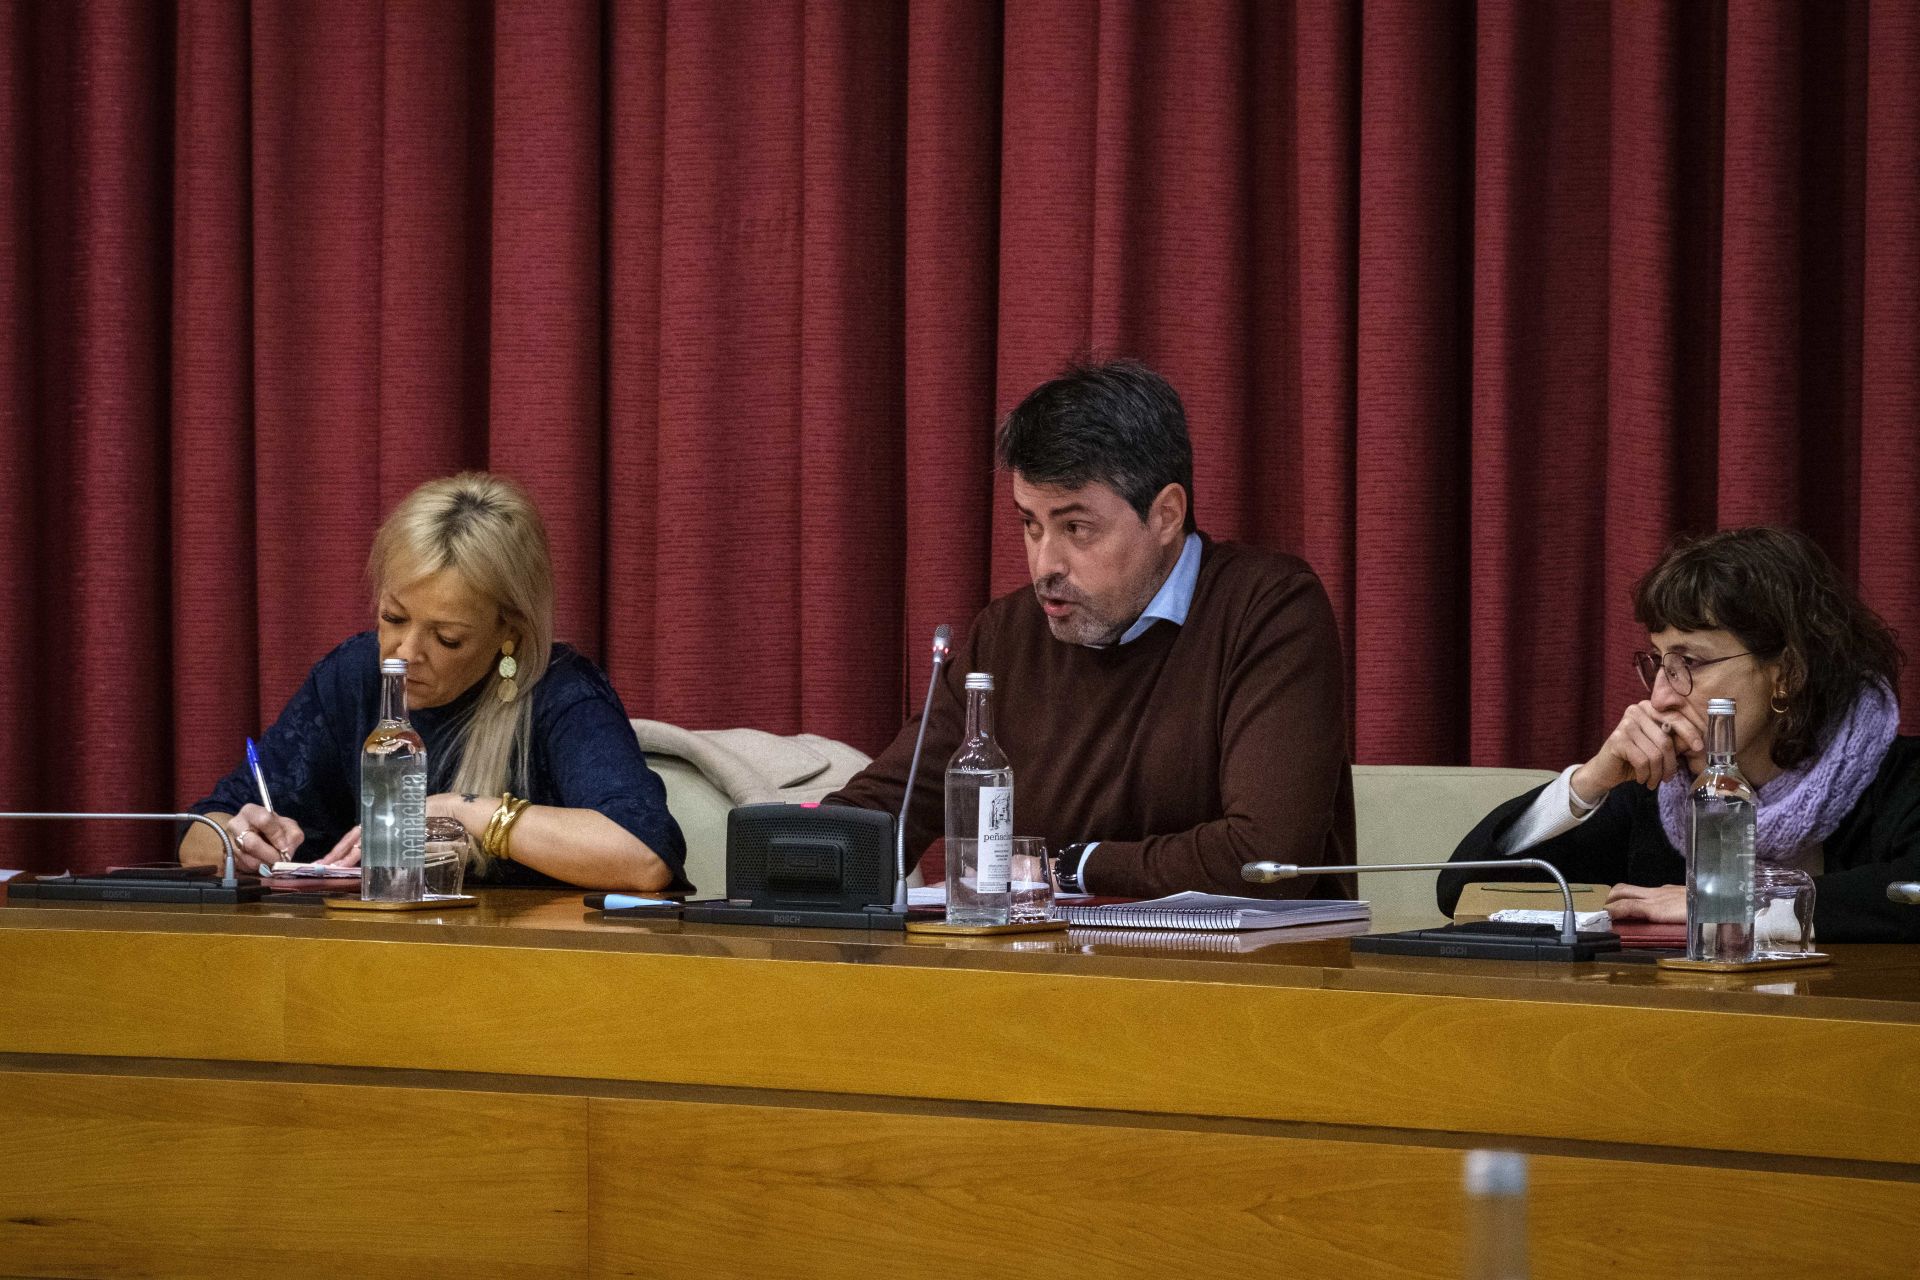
[
  {"xmin": 1751, "ymin": 866, "xmax": 1814, "ymax": 956},
  {"xmin": 423, "ymin": 816, "xmax": 469, "ymax": 898},
  {"xmin": 1008, "ymin": 837, "xmax": 1057, "ymax": 923}
]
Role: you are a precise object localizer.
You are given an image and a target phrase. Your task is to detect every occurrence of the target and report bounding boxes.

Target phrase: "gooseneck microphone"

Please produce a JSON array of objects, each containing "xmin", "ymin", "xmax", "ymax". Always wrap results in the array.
[
  {"xmin": 1243, "ymin": 857, "xmax": 1585, "ymax": 945},
  {"xmin": 892, "ymin": 624, "xmax": 953, "ymax": 911},
  {"xmin": 0, "ymin": 811, "xmax": 271, "ymax": 903},
  {"xmin": 0, "ymin": 811, "xmax": 242, "ymax": 884},
  {"xmin": 1890, "ymin": 882, "xmax": 1920, "ymax": 905}
]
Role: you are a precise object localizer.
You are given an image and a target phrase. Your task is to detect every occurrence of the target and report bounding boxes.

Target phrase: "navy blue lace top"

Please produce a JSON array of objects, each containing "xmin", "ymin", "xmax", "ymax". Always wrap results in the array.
[{"xmin": 189, "ymin": 632, "xmax": 687, "ymax": 889}]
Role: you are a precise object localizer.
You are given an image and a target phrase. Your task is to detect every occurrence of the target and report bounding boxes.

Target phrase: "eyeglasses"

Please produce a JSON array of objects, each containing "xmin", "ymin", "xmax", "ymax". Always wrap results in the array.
[{"xmin": 1633, "ymin": 649, "xmax": 1753, "ymax": 696}]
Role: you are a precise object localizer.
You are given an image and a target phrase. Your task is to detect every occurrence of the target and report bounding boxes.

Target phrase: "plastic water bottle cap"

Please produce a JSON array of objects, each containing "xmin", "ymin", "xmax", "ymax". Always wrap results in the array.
[
  {"xmin": 1463, "ymin": 1149, "xmax": 1528, "ymax": 1196},
  {"xmin": 1707, "ymin": 697, "xmax": 1735, "ymax": 714},
  {"xmin": 964, "ymin": 672, "xmax": 994, "ymax": 690},
  {"xmin": 381, "ymin": 658, "xmax": 408, "ymax": 674}
]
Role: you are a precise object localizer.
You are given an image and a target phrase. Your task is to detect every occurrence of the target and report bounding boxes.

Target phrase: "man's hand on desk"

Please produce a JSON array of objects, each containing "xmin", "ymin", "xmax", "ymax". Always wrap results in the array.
[{"xmin": 1604, "ymin": 882, "xmax": 1686, "ymax": 923}]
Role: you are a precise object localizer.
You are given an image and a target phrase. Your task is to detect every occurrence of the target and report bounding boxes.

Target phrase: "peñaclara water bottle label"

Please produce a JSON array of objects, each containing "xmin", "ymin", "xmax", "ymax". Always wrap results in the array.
[
  {"xmin": 400, "ymin": 769, "xmax": 427, "ymax": 869},
  {"xmin": 976, "ymin": 786, "xmax": 1012, "ymax": 893}
]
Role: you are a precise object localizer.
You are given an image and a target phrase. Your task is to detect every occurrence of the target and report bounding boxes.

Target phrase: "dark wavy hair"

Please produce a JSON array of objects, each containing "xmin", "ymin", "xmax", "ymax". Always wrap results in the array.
[
  {"xmin": 1633, "ymin": 526, "xmax": 1904, "ymax": 770},
  {"xmin": 996, "ymin": 359, "xmax": 1197, "ymax": 534}
]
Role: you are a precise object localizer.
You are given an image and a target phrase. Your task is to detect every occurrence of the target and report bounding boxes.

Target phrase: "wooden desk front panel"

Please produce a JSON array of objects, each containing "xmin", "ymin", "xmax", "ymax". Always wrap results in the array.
[
  {"xmin": 4, "ymin": 902, "xmax": 1919, "ymax": 1278},
  {"xmin": 595, "ymin": 1098, "xmax": 1920, "ymax": 1280},
  {"xmin": 0, "ymin": 1069, "xmax": 586, "ymax": 1280},
  {"xmin": 4, "ymin": 923, "xmax": 1918, "ymax": 1166},
  {"xmin": 3, "ymin": 1064, "xmax": 1914, "ymax": 1280}
]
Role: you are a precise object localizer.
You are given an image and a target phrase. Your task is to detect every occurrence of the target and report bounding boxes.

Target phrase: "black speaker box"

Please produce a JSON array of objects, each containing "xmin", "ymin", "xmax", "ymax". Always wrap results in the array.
[{"xmin": 679, "ymin": 803, "xmax": 908, "ymax": 930}]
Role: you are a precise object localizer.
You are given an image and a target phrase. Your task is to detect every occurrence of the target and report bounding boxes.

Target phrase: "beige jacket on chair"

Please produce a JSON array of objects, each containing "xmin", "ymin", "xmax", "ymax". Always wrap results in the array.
[{"xmin": 630, "ymin": 720, "xmax": 872, "ymax": 898}]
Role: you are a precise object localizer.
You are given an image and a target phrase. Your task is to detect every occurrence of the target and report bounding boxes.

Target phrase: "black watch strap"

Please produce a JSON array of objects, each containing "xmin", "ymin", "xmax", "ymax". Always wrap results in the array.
[{"xmin": 1053, "ymin": 843, "xmax": 1089, "ymax": 895}]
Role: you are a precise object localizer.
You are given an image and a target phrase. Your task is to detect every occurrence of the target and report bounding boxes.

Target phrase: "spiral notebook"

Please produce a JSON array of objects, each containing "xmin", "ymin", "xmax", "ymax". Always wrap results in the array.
[
  {"xmin": 1058, "ymin": 891, "xmax": 1370, "ymax": 932},
  {"xmin": 1075, "ymin": 920, "xmax": 1373, "ymax": 951}
]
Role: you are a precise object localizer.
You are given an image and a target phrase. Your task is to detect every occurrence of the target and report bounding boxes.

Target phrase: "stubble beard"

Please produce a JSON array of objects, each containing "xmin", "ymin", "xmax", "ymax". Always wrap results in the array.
[
  {"xmin": 1043, "ymin": 607, "xmax": 1127, "ymax": 647},
  {"xmin": 1035, "ymin": 572, "xmax": 1162, "ymax": 648}
]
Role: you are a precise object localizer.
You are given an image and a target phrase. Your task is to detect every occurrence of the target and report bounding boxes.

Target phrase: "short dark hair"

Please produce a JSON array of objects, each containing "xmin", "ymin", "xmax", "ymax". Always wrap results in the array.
[
  {"xmin": 996, "ymin": 359, "xmax": 1196, "ymax": 534},
  {"xmin": 1634, "ymin": 526, "xmax": 1904, "ymax": 770}
]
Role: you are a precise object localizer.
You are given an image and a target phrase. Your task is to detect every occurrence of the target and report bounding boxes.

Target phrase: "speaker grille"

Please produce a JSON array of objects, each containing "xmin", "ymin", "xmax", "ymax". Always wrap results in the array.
[{"xmin": 725, "ymin": 804, "xmax": 895, "ymax": 907}]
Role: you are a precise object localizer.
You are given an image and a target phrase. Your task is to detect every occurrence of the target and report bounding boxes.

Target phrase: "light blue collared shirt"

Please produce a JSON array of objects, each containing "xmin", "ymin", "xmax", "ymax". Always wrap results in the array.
[{"xmin": 1116, "ymin": 532, "xmax": 1203, "ymax": 645}]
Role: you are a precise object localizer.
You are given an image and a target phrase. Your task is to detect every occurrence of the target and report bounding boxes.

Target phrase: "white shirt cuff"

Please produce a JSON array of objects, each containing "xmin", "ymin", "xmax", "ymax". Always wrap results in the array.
[
  {"xmin": 1075, "ymin": 841, "xmax": 1099, "ymax": 890},
  {"xmin": 1497, "ymin": 766, "xmax": 1600, "ymax": 856}
]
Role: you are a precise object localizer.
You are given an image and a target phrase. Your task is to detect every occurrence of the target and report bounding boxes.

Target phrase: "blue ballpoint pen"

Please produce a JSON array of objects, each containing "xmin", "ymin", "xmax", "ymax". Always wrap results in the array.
[{"xmin": 246, "ymin": 738, "xmax": 277, "ymax": 872}]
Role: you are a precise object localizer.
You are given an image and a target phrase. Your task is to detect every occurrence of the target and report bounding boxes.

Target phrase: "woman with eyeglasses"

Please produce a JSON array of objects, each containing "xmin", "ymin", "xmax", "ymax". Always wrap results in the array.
[{"xmin": 1438, "ymin": 526, "xmax": 1917, "ymax": 942}]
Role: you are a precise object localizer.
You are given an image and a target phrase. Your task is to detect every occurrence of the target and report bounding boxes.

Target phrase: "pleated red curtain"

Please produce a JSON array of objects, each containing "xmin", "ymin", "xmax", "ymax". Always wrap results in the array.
[{"xmin": 2, "ymin": 1, "xmax": 1916, "ymax": 874}]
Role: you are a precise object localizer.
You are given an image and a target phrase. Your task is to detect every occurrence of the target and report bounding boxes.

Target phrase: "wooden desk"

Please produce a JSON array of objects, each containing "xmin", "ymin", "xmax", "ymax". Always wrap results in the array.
[{"xmin": 1, "ymin": 891, "xmax": 1915, "ymax": 1278}]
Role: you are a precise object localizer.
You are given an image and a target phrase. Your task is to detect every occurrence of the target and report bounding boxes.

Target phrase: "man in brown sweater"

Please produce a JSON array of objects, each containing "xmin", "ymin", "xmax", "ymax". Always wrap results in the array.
[{"xmin": 828, "ymin": 360, "xmax": 1354, "ymax": 899}]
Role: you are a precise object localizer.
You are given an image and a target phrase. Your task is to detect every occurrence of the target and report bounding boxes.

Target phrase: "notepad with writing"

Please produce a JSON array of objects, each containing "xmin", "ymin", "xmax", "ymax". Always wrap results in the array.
[
  {"xmin": 264, "ymin": 861, "xmax": 360, "ymax": 880},
  {"xmin": 1058, "ymin": 891, "xmax": 1370, "ymax": 931}
]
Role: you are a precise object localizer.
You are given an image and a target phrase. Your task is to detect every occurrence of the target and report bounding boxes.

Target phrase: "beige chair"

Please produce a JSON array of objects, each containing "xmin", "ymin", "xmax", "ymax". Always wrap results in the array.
[
  {"xmin": 633, "ymin": 720, "xmax": 873, "ymax": 898},
  {"xmin": 1351, "ymin": 764, "xmax": 1560, "ymax": 930}
]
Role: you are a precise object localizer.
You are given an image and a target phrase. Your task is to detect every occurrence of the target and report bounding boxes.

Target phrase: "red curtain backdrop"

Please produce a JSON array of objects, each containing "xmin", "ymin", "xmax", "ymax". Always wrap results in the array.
[{"xmin": 2, "ymin": 1, "xmax": 1917, "ymax": 872}]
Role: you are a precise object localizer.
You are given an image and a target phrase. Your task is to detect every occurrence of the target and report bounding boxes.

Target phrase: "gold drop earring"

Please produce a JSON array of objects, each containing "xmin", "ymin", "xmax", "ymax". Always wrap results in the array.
[{"xmin": 497, "ymin": 639, "xmax": 519, "ymax": 703}]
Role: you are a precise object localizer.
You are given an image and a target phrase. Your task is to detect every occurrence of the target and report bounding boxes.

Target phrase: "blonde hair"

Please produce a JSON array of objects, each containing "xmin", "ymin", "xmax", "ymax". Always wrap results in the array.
[{"xmin": 368, "ymin": 473, "xmax": 554, "ymax": 870}]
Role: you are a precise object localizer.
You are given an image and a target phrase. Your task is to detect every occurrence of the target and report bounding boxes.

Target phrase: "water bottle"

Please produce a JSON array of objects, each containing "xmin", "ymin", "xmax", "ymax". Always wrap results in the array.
[
  {"xmin": 945, "ymin": 672, "xmax": 1013, "ymax": 926},
  {"xmin": 360, "ymin": 657, "xmax": 428, "ymax": 901},
  {"xmin": 1463, "ymin": 1150, "xmax": 1529, "ymax": 1279},
  {"xmin": 1688, "ymin": 697, "xmax": 1756, "ymax": 962}
]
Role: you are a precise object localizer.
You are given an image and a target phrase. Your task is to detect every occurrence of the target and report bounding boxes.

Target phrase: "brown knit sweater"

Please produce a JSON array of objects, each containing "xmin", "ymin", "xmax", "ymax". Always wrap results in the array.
[{"xmin": 827, "ymin": 537, "xmax": 1355, "ymax": 899}]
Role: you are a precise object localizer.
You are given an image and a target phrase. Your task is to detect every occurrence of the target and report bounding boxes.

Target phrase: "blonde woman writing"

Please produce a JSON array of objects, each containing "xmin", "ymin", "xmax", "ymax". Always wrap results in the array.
[{"xmin": 181, "ymin": 473, "xmax": 685, "ymax": 892}]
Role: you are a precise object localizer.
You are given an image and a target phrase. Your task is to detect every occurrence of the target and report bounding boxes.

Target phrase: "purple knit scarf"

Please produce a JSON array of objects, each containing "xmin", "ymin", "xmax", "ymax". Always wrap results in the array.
[{"xmin": 1657, "ymin": 682, "xmax": 1901, "ymax": 869}]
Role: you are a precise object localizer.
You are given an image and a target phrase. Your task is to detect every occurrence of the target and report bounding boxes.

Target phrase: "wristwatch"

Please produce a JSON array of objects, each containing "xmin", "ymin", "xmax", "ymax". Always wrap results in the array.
[{"xmin": 1052, "ymin": 842, "xmax": 1091, "ymax": 895}]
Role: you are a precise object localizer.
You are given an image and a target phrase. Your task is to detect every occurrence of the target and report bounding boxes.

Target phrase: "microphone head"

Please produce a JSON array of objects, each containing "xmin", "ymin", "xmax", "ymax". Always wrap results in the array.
[
  {"xmin": 1240, "ymin": 861, "xmax": 1299, "ymax": 883},
  {"xmin": 931, "ymin": 623, "xmax": 952, "ymax": 660}
]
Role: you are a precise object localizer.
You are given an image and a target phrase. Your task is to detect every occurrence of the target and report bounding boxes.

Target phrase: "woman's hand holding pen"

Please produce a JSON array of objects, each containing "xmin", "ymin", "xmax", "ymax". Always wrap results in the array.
[{"xmin": 224, "ymin": 802, "xmax": 303, "ymax": 874}]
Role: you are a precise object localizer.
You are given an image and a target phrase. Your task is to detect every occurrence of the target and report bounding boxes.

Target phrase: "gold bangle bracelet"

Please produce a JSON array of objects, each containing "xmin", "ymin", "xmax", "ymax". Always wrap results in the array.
[
  {"xmin": 496, "ymin": 795, "xmax": 531, "ymax": 860},
  {"xmin": 480, "ymin": 795, "xmax": 508, "ymax": 859},
  {"xmin": 483, "ymin": 793, "xmax": 532, "ymax": 862},
  {"xmin": 484, "ymin": 796, "xmax": 516, "ymax": 861}
]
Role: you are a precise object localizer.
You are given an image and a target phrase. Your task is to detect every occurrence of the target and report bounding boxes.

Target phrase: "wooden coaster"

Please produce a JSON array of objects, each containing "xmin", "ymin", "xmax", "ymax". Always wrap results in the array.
[
  {"xmin": 1656, "ymin": 952, "xmax": 1830, "ymax": 973},
  {"xmin": 324, "ymin": 894, "xmax": 478, "ymax": 912},
  {"xmin": 906, "ymin": 918, "xmax": 1069, "ymax": 936}
]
